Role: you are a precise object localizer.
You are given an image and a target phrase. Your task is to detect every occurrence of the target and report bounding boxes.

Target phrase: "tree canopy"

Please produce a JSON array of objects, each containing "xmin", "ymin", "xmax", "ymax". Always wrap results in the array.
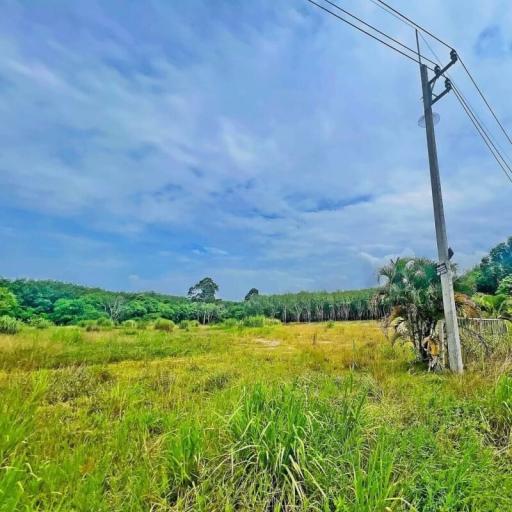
[
  {"xmin": 244, "ymin": 288, "xmax": 259, "ymax": 301},
  {"xmin": 188, "ymin": 277, "xmax": 219, "ymax": 303}
]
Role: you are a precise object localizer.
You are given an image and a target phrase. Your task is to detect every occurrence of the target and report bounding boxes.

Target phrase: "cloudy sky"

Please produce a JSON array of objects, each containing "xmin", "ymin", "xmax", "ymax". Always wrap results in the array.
[{"xmin": 1, "ymin": 0, "xmax": 511, "ymax": 299}]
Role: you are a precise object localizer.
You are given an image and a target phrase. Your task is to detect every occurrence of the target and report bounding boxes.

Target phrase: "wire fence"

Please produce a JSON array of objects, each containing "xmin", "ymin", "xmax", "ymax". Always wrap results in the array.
[{"xmin": 439, "ymin": 318, "xmax": 511, "ymax": 368}]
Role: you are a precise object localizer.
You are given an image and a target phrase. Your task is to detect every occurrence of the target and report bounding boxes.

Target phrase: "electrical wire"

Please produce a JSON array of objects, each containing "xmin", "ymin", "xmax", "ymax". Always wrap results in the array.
[
  {"xmin": 305, "ymin": 0, "xmax": 434, "ymax": 69},
  {"xmin": 372, "ymin": 0, "xmax": 453, "ymax": 50},
  {"xmin": 319, "ymin": 0, "xmax": 438, "ymax": 67},
  {"xmin": 306, "ymin": 0, "xmax": 512, "ymax": 186},
  {"xmin": 452, "ymin": 86, "xmax": 512, "ymax": 184},
  {"xmin": 418, "ymin": 32, "xmax": 512, "ymax": 183},
  {"xmin": 369, "ymin": 0, "xmax": 512, "ymax": 148},
  {"xmin": 458, "ymin": 58, "xmax": 512, "ymax": 146}
]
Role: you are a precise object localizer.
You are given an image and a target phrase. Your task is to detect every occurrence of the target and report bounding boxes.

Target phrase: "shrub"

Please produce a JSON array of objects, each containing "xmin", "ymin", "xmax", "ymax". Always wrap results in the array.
[
  {"xmin": 242, "ymin": 315, "xmax": 266, "ymax": 328},
  {"xmin": 136, "ymin": 319, "xmax": 149, "ymax": 330},
  {"xmin": 220, "ymin": 318, "xmax": 240, "ymax": 329},
  {"xmin": 265, "ymin": 318, "xmax": 282, "ymax": 326},
  {"xmin": 154, "ymin": 318, "xmax": 175, "ymax": 332},
  {"xmin": 122, "ymin": 319, "xmax": 137, "ymax": 329},
  {"xmin": 51, "ymin": 328, "xmax": 84, "ymax": 344},
  {"xmin": 179, "ymin": 319, "xmax": 199, "ymax": 330},
  {"xmin": 0, "ymin": 315, "xmax": 21, "ymax": 334},
  {"xmin": 29, "ymin": 317, "xmax": 53, "ymax": 329},
  {"xmin": 97, "ymin": 317, "xmax": 114, "ymax": 328},
  {"xmin": 83, "ymin": 320, "xmax": 100, "ymax": 332}
]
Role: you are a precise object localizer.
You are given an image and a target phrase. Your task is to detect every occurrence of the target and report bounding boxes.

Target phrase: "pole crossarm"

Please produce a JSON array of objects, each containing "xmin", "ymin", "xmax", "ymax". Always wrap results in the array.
[
  {"xmin": 432, "ymin": 78, "xmax": 452, "ymax": 105},
  {"xmin": 429, "ymin": 49, "xmax": 458, "ymax": 85}
]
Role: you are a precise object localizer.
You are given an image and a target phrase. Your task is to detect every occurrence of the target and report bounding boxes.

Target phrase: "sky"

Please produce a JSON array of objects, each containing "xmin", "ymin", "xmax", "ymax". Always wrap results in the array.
[{"xmin": 0, "ymin": 0, "xmax": 511, "ymax": 300}]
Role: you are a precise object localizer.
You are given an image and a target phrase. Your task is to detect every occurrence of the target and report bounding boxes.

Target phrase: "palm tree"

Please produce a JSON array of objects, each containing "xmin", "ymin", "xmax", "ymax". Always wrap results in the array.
[{"xmin": 377, "ymin": 257, "xmax": 479, "ymax": 360}]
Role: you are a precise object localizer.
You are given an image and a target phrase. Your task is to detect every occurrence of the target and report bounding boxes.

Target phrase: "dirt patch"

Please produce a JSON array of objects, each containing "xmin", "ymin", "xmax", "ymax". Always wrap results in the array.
[{"xmin": 254, "ymin": 338, "xmax": 281, "ymax": 347}]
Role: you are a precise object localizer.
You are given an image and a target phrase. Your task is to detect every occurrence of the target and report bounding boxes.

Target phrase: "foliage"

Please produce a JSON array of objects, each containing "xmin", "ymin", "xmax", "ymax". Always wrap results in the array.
[
  {"xmin": 0, "ymin": 287, "xmax": 18, "ymax": 317},
  {"xmin": 244, "ymin": 287, "xmax": 259, "ymax": 301},
  {"xmin": 179, "ymin": 319, "xmax": 199, "ymax": 330},
  {"xmin": 28, "ymin": 317, "xmax": 53, "ymax": 329},
  {"xmin": 473, "ymin": 293, "xmax": 512, "ymax": 319},
  {"xmin": 241, "ymin": 315, "xmax": 266, "ymax": 327},
  {"xmin": 473, "ymin": 237, "xmax": 512, "ymax": 293},
  {"xmin": 1, "ymin": 321, "xmax": 511, "ymax": 509},
  {"xmin": 97, "ymin": 317, "xmax": 114, "ymax": 328},
  {"xmin": 497, "ymin": 275, "xmax": 512, "ymax": 296},
  {"xmin": 377, "ymin": 258, "xmax": 443, "ymax": 356},
  {"xmin": 188, "ymin": 277, "xmax": 219, "ymax": 303},
  {"xmin": 377, "ymin": 257, "xmax": 478, "ymax": 359},
  {"xmin": 0, "ymin": 315, "xmax": 21, "ymax": 334},
  {"xmin": 0, "ymin": 277, "xmax": 383, "ymax": 327},
  {"xmin": 154, "ymin": 318, "xmax": 175, "ymax": 332}
]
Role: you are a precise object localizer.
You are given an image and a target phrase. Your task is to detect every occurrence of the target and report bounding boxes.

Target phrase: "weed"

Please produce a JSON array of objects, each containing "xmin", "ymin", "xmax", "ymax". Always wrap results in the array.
[{"xmin": 0, "ymin": 315, "xmax": 21, "ymax": 334}]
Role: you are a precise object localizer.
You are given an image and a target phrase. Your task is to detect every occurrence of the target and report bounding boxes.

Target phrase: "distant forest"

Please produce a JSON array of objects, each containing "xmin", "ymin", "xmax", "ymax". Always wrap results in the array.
[{"xmin": 0, "ymin": 236, "xmax": 510, "ymax": 326}]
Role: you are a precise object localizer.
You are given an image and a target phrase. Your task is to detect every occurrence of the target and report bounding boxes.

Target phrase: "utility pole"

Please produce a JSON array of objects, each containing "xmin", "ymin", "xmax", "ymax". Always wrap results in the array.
[{"xmin": 418, "ymin": 45, "xmax": 464, "ymax": 373}]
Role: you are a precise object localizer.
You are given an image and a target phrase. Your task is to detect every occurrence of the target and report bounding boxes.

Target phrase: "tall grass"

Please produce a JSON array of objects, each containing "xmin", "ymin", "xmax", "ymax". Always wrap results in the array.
[{"xmin": 0, "ymin": 321, "xmax": 512, "ymax": 510}]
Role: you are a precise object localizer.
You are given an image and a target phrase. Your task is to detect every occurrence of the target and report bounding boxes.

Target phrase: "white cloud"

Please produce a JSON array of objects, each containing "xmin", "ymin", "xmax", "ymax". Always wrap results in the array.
[{"xmin": 0, "ymin": 0, "xmax": 511, "ymax": 298}]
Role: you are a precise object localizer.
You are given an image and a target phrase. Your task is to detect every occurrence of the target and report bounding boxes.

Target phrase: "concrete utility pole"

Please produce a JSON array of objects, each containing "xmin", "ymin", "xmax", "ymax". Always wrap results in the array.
[{"xmin": 419, "ymin": 49, "xmax": 464, "ymax": 373}]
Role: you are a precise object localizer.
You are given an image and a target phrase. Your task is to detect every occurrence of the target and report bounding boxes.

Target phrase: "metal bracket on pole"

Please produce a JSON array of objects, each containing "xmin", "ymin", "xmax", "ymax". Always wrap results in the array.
[
  {"xmin": 432, "ymin": 79, "xmax": 452, "ymax": 105},
  {"xmin": 429, "ymin": 49, "xmax": 458, "ymax": 86}
]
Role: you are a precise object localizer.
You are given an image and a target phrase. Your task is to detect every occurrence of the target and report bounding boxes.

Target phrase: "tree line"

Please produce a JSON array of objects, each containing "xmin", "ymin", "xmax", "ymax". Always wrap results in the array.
[
  {"xmin": 1, "ymin": 236, "xmax": 510, "ymax": 327},
  {"xmin": 0, "ymin": 276, "xmax": 380, "ymax": 326}
]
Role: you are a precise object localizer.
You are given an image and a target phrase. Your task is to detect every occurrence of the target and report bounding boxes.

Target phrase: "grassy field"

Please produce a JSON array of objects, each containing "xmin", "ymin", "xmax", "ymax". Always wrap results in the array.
[{"xmin": 1, "ymin": 321, "xmax": 512, "ymax": 511}]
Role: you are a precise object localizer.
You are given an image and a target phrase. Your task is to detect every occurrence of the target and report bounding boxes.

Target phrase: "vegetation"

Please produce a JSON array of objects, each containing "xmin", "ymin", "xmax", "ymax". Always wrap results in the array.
[
  {"xmin": 1, "ymin": 321, "xmax": 512, "ymax": 510},
  {"xmin": 0, "ymin": 236, "xmax": 510, "ymax": 332},
  {"xmin": 458, "ymin": 236, "xmax": 512, "ymax": 295},
  {"xmin": 244, "ymin": 287, "xmax": 259, "ymax": 301},
  {"xmin": 0, "ymin": 279, "xmax": 380, "ymax": 327},
  {"xmin": 0, "ymin": 315, "xmax": 21, "ymax": 335},
  {"xmin": 188, "ymin": 277, "xmax": 219, "ymax": 303},
  {"xmin": 377, "ymin": 257, "xmax": 480, "ymax": 361}
]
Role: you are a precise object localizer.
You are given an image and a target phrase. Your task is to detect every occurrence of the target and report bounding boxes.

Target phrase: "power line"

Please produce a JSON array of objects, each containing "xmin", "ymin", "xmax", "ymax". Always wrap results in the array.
[
  {"xmin": 372, "ymin": 0, "xmax": 453, "ymax": 50},
  {"xmin": 319, "ymin": 0, "xmax": 438, "ymax": 67},
  {"xmin": 370, "ymin": 0, "xmax": 512, "ymax": 148},
  {"xmin": 305, "ymin": 0, "xmax": 433, "ymax": 69},
  {"xmin": 458, "ymin": 58, "xmax": 512, "ymax": 146},
  {"xmin": 368, "ymin": 0, "xmax": 416, "ymax": 30},
  {"xmin": 452, "ymin": 86, "xmax": 512, "ymax": 184},
  {"xmin": 418, "ymin": 32, "xmax": 512, "ymax": 183},
  {"xmin": 307, "ymin": 0, "xmax": 512, "ymax": 186}
]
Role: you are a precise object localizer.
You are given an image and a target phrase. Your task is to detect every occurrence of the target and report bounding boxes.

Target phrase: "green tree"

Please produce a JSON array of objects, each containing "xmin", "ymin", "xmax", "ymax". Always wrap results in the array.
[
  {"xmin": 0, "ymin": 287, "xmax": 18, "ymax": 316},
  {"xmin": 244, "ymin": 288, "xmax": 259, "ymax": 301},
  {"xmin": 188, "ymin": 277, "xmax": 219, "ymax": 303},
  {"xmin": 376, "ymin": 258, "xmax": 478, "ymax": 359},
  {"xmin": 497, "ymin": 275, "xmax": 512, "ymax": 296},
  {"xmin": 50, "ymin": 298, "xmax": 102, "ymax": 325},
  {"xmin": 475, "ymin": 237, "xmax": 512, "ymax": 293}
]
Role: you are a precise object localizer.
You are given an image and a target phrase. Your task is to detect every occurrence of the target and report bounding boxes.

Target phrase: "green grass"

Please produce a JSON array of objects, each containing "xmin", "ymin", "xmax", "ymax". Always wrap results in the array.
[{"xmin": 1, "ymin": 321, "xmax": 511, "ymax": 510}]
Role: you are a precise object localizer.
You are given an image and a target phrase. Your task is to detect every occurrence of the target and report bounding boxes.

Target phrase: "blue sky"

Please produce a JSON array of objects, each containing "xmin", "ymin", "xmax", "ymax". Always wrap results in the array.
[{"xmin": 1, "ymin": 0, "xmax": 511, "ymax": 300}]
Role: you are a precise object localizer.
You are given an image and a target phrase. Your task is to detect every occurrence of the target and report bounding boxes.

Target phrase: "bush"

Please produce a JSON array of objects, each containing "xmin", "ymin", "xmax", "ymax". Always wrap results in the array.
[
  {"xmin": 136, "ymin": 319, "xmax": 149, "ymax": 330},
  {"xmin": 179, "ymin": 319, "xmax": 199, "ymax": 330},
  {"xmin": 85, "ymin": 322, "xmax": 101, "ymax": 332},
  {"xmin": 154, "ymin": 318, "xmax": 175, "ymax": 332},
  {"xmin": 29, "ymin": 317, "xmax": 53, "ymax": 329},
  {"xmin": 220, "ymin": 318, "xmax": 240, "ymax": 329},
  {"xmin": 97, "ymin": 317, "xmax": 114, "ymax": 328},
  {"xmin": 0, "ymin": 315, "xmax": 21, "ymax": 334},
  {"xmin": 265, "ymin": 318, "xmax": 282, "ymax": 326},
  {"xmin": 122, "ymin": 319, "xmax": 137, "ymax": 329},
  {"xmin": 242, "ymin": 315, "xmax": 266, "ymax": 328}
]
